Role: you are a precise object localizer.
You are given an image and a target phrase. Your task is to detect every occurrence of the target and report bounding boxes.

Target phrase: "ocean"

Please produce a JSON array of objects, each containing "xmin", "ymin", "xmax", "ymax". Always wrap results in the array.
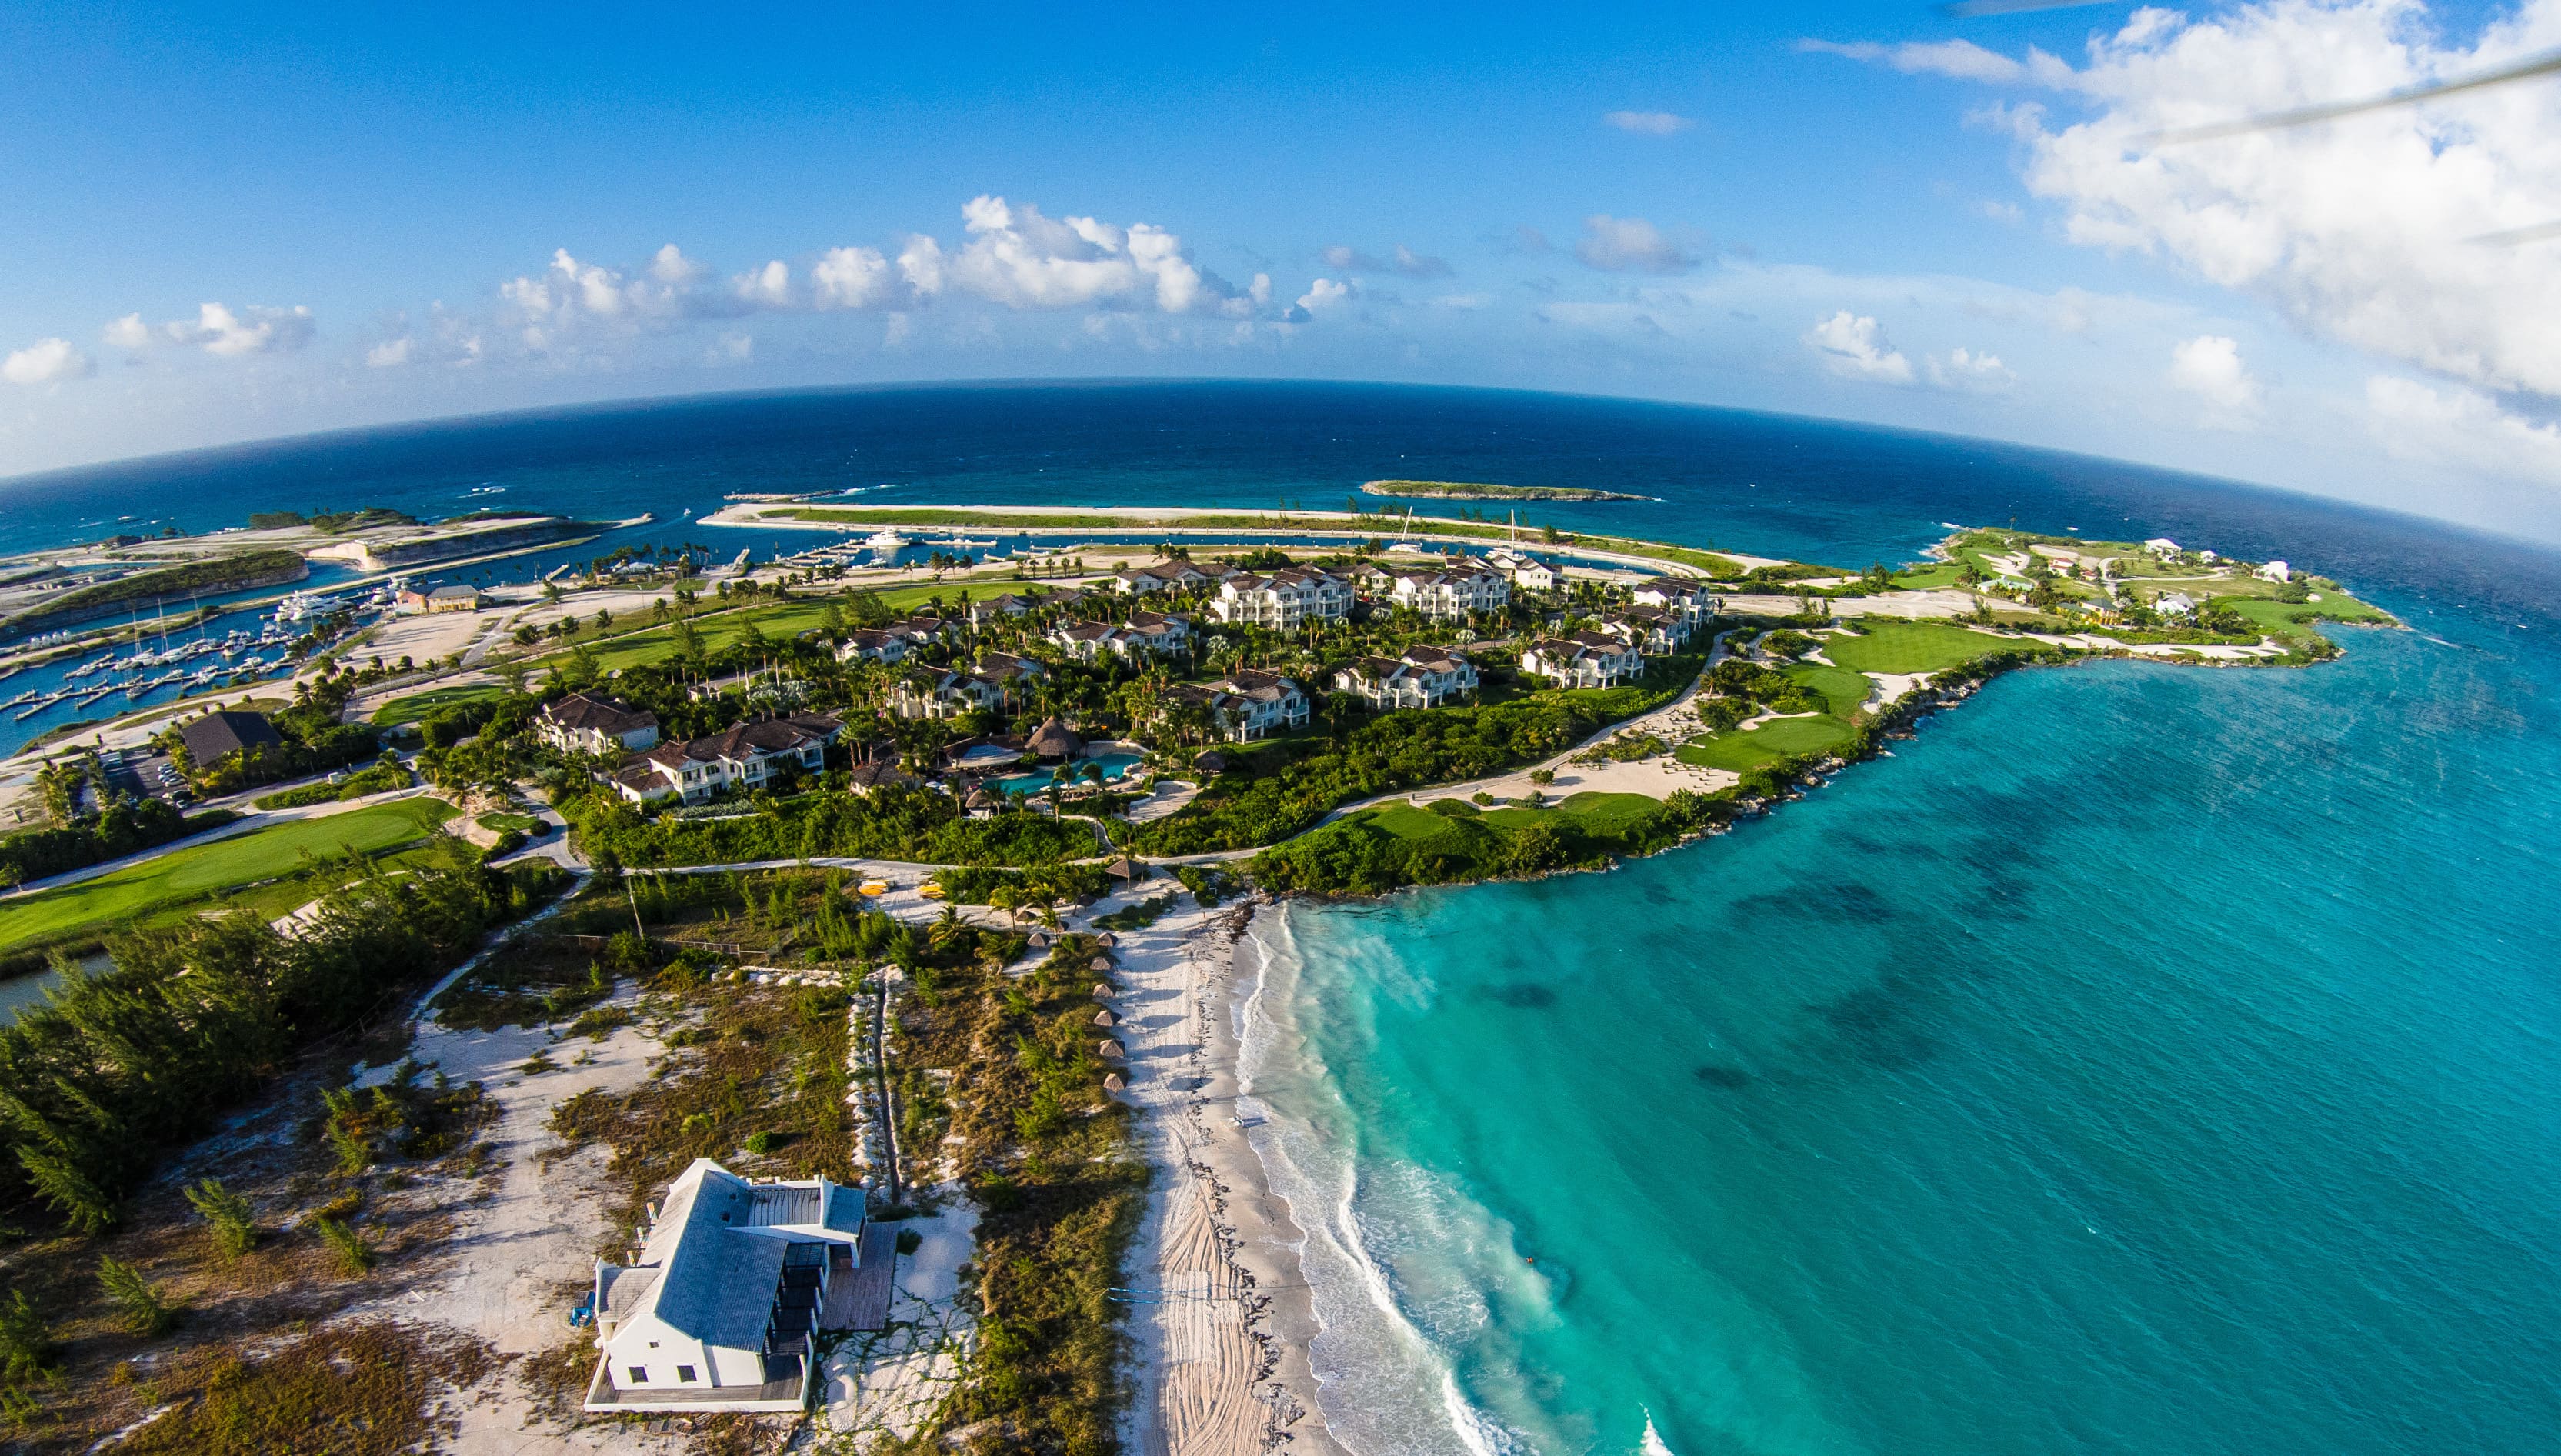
[{"xmin": 8, "ymin": 381, "xmax": 2559, "ymax": 1453}]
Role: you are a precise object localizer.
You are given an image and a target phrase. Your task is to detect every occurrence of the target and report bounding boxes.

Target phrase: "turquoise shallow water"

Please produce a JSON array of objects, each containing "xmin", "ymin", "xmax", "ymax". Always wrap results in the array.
[{"xmin": 1246, "ymin": 625, "xmax": 2561, "ymax": 1455}]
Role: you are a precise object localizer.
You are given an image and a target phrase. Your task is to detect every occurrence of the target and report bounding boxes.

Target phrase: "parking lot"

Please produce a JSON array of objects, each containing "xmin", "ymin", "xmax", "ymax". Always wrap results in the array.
[{"xmin": 99, "ymin": 747, "xmax": 195, "ymax": 811}]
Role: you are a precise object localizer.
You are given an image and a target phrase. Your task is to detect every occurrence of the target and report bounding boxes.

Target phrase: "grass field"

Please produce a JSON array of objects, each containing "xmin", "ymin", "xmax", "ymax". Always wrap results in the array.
[
  {"xmin": 371, "ymin": 683, "xmax": 506, "ymax": 725},
  {"xmin": 1823, "ymin": 619, "xmax": 2021, "ymax": 675},
  {"xmin": 477, "ymin": 811, "xmax": 539, "ymax": 834},
  {"xmin": 1786, "ymin": 663, "xmax": 1873, "ymax": 718},
  {"xmin": 525, "ymin": 578, "xmax": 1009, "ymax": 673},
  {"xmin": 0, "ymin": 798, "xmax": 459, "ymax": 951},
  {"xmin": 1676, "ymin": 715, "xmax": 1858, "ymax": 771},
  {"xmin": 1352, "ymin": 791, "xmax": 1662, "ymax": 841}
]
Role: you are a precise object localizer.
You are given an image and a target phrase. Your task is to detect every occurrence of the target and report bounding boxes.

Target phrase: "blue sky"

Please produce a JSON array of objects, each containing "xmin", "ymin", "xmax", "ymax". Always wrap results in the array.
[{"xmin": 7, "ymin": 0, "xmax": 2561, "ymax": 538}]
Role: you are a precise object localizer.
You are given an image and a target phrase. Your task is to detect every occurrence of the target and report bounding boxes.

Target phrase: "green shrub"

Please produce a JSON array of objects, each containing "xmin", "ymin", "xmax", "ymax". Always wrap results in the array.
[
  {"xmin": 97, "ymin": 1257, "xmax": 177, "ymax": 1336},
  {"xmin": 182, "ymin": 1177, "xmax": 259, "ymax": 1259},
  {"xmin": 311, "ymin": 1214, "xmax": 378, "ymax": 1276}
]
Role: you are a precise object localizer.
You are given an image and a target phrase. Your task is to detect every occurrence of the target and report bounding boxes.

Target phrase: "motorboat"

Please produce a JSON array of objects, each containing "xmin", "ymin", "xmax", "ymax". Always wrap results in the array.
[{"xmin": 863, "ymin": 528, "xmax": 912, "ymax": 549}]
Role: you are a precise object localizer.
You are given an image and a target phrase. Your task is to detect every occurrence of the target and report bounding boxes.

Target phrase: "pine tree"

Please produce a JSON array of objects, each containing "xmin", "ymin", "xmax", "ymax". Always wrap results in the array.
[
  {"xmin": 182, "ymin": 1178, "xmax": 258, "ymax": 1259},
  {"xmin": 95, "ymin": 1258, "xmax": 175, "ymax": 1338}
]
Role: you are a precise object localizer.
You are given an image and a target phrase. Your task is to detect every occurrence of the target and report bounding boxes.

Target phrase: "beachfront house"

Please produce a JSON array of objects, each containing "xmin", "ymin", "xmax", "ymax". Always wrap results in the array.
[
  {"xmin": 2145, "ymin": 538, "xmax": 2181, "ymax": 559},
  {"xmin": 1332, "ymin": 645, "xmax": 1478, "ymax": 711},
  {"xmin": 2156, "ymin": 591, "xmax": 2198, "ymax": 618},
  {"xmin": 832, "ymin": 628, "xmax": 911, "ymax": 666},
  {"xmin": 584, "ymin": 1158, "xmax": 867, "ymax": 1414},
  {"xmin": 2258, "ymin": 560, "xmax": 2292, "ymax": 584},
  {"xmin": 607, "ymin": 715, "xmax": 841, "ymax": 805},
  {"xmin": 536, "ymin": 692, "xmax": 661, "ymax": 756},
  {"xmin": 1208, "ymin": 567, "xmax": 1353, "ymax": 628},
  {"xmin": 1520, "ymin": 632, "xmax": 1642, "ymax": 688},
  {"xmin": 968, "ymin": 593, "xmax": 1036, "ymax": 624}
]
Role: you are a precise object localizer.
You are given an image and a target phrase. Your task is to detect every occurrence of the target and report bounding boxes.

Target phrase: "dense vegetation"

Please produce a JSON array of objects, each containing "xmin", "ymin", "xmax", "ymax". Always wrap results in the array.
[
  {"xmin": 1130, "ymin": 655, "xmax": 1702, "ymax": 855},
  {"xmin": 168, "ymin": 674, "xmax": 380, "ymax": 796},
  {"xmin": 0, "ymin": 797, "xmax": 228, "ymax": 891},
  {"xmin": 10, "ymin": 550, "xmax": 307, "ymax": 631},
  {"xmin": 0, "ymin": 837, "xmax": 565, "ymax": 1237},
  {"xmin": 1252, "ymin": 789, "xmax": 1734, "ymax": 895},
  {"xmin": 248, "ymin": 761, "xmax": 410, "ymax": 811},
  {"xmin": 568, "ymin": 784, "xmax": 1097, "ymax": 868}
]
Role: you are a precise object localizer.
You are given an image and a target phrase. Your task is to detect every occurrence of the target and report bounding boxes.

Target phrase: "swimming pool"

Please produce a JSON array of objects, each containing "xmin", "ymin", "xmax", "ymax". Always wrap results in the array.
[{"xmin": 989, "ymin": 751, "xmax": 1145, "ymax": 796}]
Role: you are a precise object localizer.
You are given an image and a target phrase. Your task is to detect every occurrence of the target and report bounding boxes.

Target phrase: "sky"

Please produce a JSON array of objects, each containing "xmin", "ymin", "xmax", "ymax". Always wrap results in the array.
[{"xmin": 7, "ymin": 0, "xmax": 2561, "ymax": 540}]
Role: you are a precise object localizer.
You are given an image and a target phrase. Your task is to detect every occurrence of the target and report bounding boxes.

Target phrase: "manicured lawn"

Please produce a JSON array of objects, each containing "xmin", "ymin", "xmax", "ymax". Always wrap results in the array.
[
  {"xmin": 1889, "ymin": 561, "xmax": 1969, "ymax": 590},
  {"xmin": 478, "ymin": 811, "xmax": 540, "ymax": 834},
  {"xmin": 1786, "ymin": 663, "xmax": 1873, "ymax": 718},
  {"xmin": 371, "ymin": 682, "xmax": 505, "ymax": 725},
  {"xmin": 529, "ymin": 577, "xmax": 1012, "ymax": 674},
  {"xmin": 2223, "ymin": 595, "xmax": 2394, "ymax": 634},
  {"xmin": 1675, "ymin": 715, "xmax": 1857, "ymax": 771},
  {"xmin": 1480, "ymin": 791, "xmax": 1661, "ymax": 834},
  {"xmin": 1823, "ymin": 619, "xmax": 2020, "ymax": 675},
  {"xmin": 0, "ymin": 798, "xmax": 459, "ymax": 951}
]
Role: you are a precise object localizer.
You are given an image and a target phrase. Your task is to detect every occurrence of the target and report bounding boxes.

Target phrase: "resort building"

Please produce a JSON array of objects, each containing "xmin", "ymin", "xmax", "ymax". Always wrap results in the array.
[
  {"xmin": 2145, "ymin": 538, "xmax": 2182, "ymax": 559},
  {"xmin": 2258, "ymin": 560, "xmax": 2291, "ymax": 583},
  {"xmin": 1597, "ymin": 605, "xmax": 1692, "ymax": 655},
  {"xmin": 1049, "ymin": 611, "xmax": 1192, "ymax": 661},
  {"xmin": 832, "ymin": 628, "xmax": 911, "ymax": 666},
  {"xmin": 1049, "ymin": 621, "xmax": 1130, "ymax": 661},
  {"xmin": 1165, "ymin": 669, "xmax": 1309, "ymax": 740},
  {"xmin": 178, "ymin": 709, "xmax": 284, "ymax": 769},
  {"xmin": 1112, "ymin": 560, "xmax": 1209, "ymax": 595},
  {"xmin": 584, "ymin": 1158, "xmax": 869, "ymax": 1414},
  {"xmin": 972, "ymin": 653, "xmax": 1046, "ymax": 701},
  {"xmin": 1332, "ymin": 645, "xmax": 1478, "ymax": 710},
  {"xmin": 845, "ymin": 759, "xmax": 920, "ymax": 797},
  {"xmin": 968, "ymin": 592, "xmax": 1037, "ymax": 623},
  {"xmin": 1486, "ymin": 550, "xmax": 1560, "ymax": 591},
  {"xmin": 607, "ymin": 715, "xmax": 841, "ymax": 805},
  {"xmin": 889, "ymin": 666, "xmax": 1001, "ymax": 720},
  {"xmin": 536, "ymin": 692, "xmax": 661, "ymax": 756},
  {"xmin": 2156, "ymin": 591, "xmax": 2198, "ymax": 618},
  {"xmin": 1631, "ymin": 578, "xmax": 1719, "ymax": 624},
  {"xmin": 395, "ymin": 583, "xmax": 483, "ymax": 615},
  {"xmin": 1373, "ymin": 559, "xmax": 1512, "ymax": 621},
  {"xmin": 1520, "ymin": 632, "xmax": 1643, "ymax": 688},
  {"xmin": 1208, "ymin": 567, "xmax": 1354, "ymax": 628},
  {"xmin": 1122, "ymin": 609, "xmax": 1192, "ymax": 655}
]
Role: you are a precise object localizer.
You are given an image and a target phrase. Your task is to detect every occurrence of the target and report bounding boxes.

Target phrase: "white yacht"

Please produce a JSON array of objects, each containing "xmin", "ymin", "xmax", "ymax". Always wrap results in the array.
[{"xmin": 862, "ymin": 528, "xmax": 912, "ymax": 549}]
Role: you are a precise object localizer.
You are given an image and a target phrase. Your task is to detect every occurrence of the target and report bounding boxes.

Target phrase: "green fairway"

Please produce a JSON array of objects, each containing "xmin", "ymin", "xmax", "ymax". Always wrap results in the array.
[
  {"xmin": 0, "ymin": 798, "xmax": 459, "ymax": 951},
  {"xmin": 372, "ymin": 682, "xmax": 505, "ymax": 725},
  {"xmin": 2222, "ymin": 595, "xmax": 2395, "ymax": 635},
  {"xmin": 1822, "ymin": 619, "xmax": 2020, "ymax": 675},
  {"xmin": 1786, "ymin": 663, "xmax": 1873, "ymax": 718},
  {"xmin": 529, "ymin": 577, "xmax": 1012, "ymax": 673},
  {"xmin": 1479, "ymin": 791, "xmax": 1661, "ymax": 833},
  {"xmin": 1676, "ymin": 715, "xmax": 1857, "ymax": 771}
]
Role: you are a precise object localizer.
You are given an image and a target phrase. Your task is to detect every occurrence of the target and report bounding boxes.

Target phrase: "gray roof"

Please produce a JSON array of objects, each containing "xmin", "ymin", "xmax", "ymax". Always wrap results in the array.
[
  {"xmin": 178, "ymin": 710, "xmax": 283, "ymax": 765},
  {"xmin": 619, "ymin": 1158, "xmax": 865, "ymax": 1351}
]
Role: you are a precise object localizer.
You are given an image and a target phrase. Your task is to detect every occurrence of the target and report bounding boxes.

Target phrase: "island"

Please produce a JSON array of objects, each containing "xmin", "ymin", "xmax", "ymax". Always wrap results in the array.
[
  {"xmin": 1362, "ymin": 478, "xmax": 1652, "ymax": 501},
  {"xmin": 0, "ymin": 505, "xmax": 2396, "ymax": 1453}
]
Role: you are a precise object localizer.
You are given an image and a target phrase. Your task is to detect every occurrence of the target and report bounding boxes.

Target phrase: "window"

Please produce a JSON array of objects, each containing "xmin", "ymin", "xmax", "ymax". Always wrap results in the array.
[
  {"xmin": 628, "ymin": 1365, "xmax": 649, "ymax": 1384},
  {"xmin": 677, "ymin": 1364, "xmax": 699, "ymax": 1383}
]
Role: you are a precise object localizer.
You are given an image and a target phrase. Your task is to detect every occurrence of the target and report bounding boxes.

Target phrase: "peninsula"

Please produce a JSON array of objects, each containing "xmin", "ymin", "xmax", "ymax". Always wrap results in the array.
[
  {"xmin": 0, "ymin": 502, "xmax": 2393, "ymax": 1455},
  {"xmin": 1361, "ymin": 478, "xmax": 1651, "ymax": 501}
]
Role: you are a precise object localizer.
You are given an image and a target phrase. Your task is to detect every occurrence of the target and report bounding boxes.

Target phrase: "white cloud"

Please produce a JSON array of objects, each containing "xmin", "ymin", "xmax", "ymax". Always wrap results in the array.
[
  {"xmin": 649, "ymin": 245, "xmax": 709, "ymax": 286},
  {"xmin": 896, "ymin": 235, "xmax": 945, "ymax": 296},
  {"xmin": 708, "ymin": 332, "xmax": 754, "ymax": 365},
  {"xmin": 2168, "ymin": 333, "xmax": 2262, "ymax": 420},
  {"xmin": 4, "ymin": 338, "xmax": 92, "ymax": 385},
  {"xmin": 812, "ymin": 247, "xmax": 893, "ymax": 308},
  {"xmin": 1806, "ymin": 310, "xmax": 1915, "ymax": 384},
  {"xmin": 2020, "ymin": 0, "xmax": 2561, "ymax": 404},
  {"xmin": 2365, "ymin": 375, "xmax": 2561, "ymax": 480},
  {"xmin": 101, "ymin": 314, "xmax": 150, "ymax": 351},
  {"xmin": 732, "ymin": 260, "xmax": 792, "ymax": 308},
  {"xmin": 1575, "ymin": 215, "xmax": 1699, "ymax": 274},
  {"xmin": 159, "ymin": 302, "xmax": 315, "ymax": 356},
  {"xmin": 1799, "ymin": 38, "xmax": 2059, "ymax": 85},
  {"xmin": 1929, "ymin": 345, "xmax": 2016, "ymax": 388},
  {"xmin": 937, "ymin": 195, "xmax": 1229, "ymax": 314},
  {"xmin": 365, "ymin": 337, "xmax": 413, "ymax": 368},
  {"xmin": 1604, "ymin": 110, "xmax": 1694, "ymax": 135},
  {"xmin": 1982, "ymin": 199, "xmax": 2025, "ymax": 225},
  {"xmin": 1287, "ymin": 278, "xmax": 1353, "ymax": 323}
]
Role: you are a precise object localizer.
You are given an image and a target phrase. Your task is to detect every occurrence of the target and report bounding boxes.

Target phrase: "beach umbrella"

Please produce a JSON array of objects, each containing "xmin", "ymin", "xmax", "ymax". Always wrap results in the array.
[
  {"xmin": 1097, "ymin": 1039, "xmax": 1125, "ymax": 1061},
  {"xmin": 1103, "ymin": 1072, "xmax": 1127, "ymax": 1094},
  {"xmin": 1097, "ymin": 931, "xmax": 1119, "ymax": 947},
  {"xmin": 1090, "ymin": 955, "xmax": 1112, "ymax": 973},
  {"xmin": 1091, "ymin": 982, "xmax": 1115, "ymax": 1000},
  {"xmin": 1093, "ymin": 1008, "xmax": 1119, "ymax": 1028}
]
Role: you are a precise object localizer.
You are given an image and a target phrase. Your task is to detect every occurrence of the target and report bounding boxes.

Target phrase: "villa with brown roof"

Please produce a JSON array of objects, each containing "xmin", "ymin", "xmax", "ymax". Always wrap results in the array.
[{"xmin": 608, "ymin": 715, "xmax": 840, "ymax": 805}]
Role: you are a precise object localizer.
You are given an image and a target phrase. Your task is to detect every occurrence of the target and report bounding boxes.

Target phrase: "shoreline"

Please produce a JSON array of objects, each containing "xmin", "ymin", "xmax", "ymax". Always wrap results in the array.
[{"xmin": 1112, "ymin": 894, "xmax": 1347, "ymax": 1456}]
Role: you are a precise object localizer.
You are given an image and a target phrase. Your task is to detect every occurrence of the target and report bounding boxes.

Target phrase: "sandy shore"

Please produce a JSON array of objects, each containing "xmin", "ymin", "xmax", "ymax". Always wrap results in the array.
[{"xmin": 1109, "ymin": 893, "xmax": 1348, "ymax": 1456}]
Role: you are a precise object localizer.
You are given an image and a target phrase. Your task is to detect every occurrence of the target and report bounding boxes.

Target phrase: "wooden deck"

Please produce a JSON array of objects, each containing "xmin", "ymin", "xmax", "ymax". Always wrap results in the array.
[{"xmin": 820, "ymin": 1224, "xmax": 899, "ymax": 1333}]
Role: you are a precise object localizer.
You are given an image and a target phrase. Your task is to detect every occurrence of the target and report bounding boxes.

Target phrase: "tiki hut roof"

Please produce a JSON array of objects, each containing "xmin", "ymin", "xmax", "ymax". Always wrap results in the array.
[
  {"xmin": 1091, "ymin": 982, "xmax": 1115, "ymax": 999},
  {"xmin": 1027, "ymin": 717, "xmax": 1084, "ymax": 760},
  {"xmin": 1097, "ymin": 1039, "xmax": 1125, "ymax": 1061},
  {"xmin": 1092, "ymin": 1008, "xmax": 1119, "ymax": 1028},
  {"xmin": 1194, "ymin": 751, "xmax": 1228, "ymax": 775},
  {"xmin": 1103, "ymin": 1072, "xmax": 1127, "ymax": 1094},
  {"xmin": 962, "ymin": 785, "xmax": 999, "ymax": 811},
  {"xmin": 1090, "ymin": 955, "xmax": 1112, "ymax": 973}
]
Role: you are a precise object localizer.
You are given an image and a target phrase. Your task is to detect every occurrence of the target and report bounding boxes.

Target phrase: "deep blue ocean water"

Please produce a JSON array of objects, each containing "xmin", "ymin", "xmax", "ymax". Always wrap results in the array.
[{"xmin": 7, "ymin": 382, "xmax": 2559, "ymax": 1453}]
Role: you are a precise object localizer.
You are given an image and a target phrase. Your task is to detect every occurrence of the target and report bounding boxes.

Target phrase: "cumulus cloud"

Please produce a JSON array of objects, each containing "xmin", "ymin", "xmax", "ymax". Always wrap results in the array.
[
  {"xmin": 4, "ymin": 338, "xmax": 92, "ymax": 385},
  {"xmin": 708, "ymin": 332, "xmax": 754, "ymax": 365},
  {"xmin": 649, "ymin": 245, "xmax": 709, "ymax": 286},
  {"xmin": 2019, "ymin": 0, "xmax": 2561, "ymax": 404},
  {"xmin": 2167, "ymin": 333, "xmax": 2263, "ymax": 421},
  {"xmin": 101, "ymin": 314, "xmax": 151, "ymax": 351},
  {"xmin": 365, "ymin": 337, "xmax": 413, "ymax": 368},
  {"xmin": 1604, "ymin": 110, "xmax": 1694, "ymax": 135},
  {"xmin": 732, "ymin": 260, "xmax": 792, "ymax": 308},
  {"xmin": 812, "ymin": 247, "xmax": 894, "ymax": 308},
  {"xmin": 935, "ymin": 195, "xmax": 1235, "ymax": 314},
  {"xmin": 1575, "ymin": 215, "xmax": 1699, "ymax": 274},
  {"xmin": 159, "ymin": 302, "xmax": 315, "ymax": 356},
  {"xmin": 1320, "ymin": 245, "xmax": 1454, "ymax": 278},
  {"xmin": 1806, "ymin": 310, "xmax": 1916, "ymax": 383},
  {"xmin": 1285, "ymin": 278, "xmax": 1353, "ymax": 323},
  {"xmin": 1799, "ymin": 37, "xmax": 2061, "ymax": 85},
  {"xmin": 1929, "ymin": 345, "xmax": 2016, "ymax": 388}
]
